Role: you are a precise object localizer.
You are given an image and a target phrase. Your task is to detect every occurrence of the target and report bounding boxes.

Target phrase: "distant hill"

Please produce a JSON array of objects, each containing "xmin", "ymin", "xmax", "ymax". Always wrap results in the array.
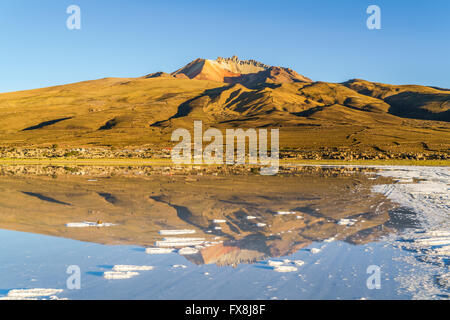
[
  {"xmin": 343, "ymin": 79, "xmax": 450, "ymax": 122},
  {"xmin": 0, "ymin": 56, "xmax": 448, "ymax": 156}
]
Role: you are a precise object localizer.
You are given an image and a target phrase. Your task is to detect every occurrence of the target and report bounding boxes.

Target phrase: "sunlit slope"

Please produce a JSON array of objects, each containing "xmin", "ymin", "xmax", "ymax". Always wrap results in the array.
[
  {"xmin": 0, "ymin": 75, "xmax": 449, "ymax": 153},
  {"xmin": 0, "ymin": 77, "xmax": 224, "ymax": 147}
]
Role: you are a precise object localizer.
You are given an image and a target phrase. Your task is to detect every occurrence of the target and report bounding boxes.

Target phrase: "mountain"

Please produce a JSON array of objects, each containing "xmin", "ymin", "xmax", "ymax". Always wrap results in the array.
[
  {"xmin": 0, "ymin": 56, "xmax": 448, "ymax": 158},
  {"xmin": 170, "ymin": 55, "xmax": 312, "ymax": 86}
]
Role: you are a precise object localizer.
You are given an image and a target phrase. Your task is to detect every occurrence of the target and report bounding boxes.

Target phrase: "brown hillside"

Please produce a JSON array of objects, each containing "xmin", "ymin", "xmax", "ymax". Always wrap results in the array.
[{"xmin": 0, "ymin": 57, "xmax": 448, "ymax": 157}]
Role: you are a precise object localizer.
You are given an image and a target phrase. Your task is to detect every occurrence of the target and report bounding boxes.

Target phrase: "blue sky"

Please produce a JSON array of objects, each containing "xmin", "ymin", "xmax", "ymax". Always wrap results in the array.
[{"xmin": 0, "ymin": 0, "xmax": 449, "ymax": 93}]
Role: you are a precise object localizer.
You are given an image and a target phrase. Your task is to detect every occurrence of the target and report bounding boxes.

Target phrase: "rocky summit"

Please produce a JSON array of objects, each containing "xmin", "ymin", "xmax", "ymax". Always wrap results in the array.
[{"xmin": 170, "ymin": 56, "xmax": 312, "ymax": 85}]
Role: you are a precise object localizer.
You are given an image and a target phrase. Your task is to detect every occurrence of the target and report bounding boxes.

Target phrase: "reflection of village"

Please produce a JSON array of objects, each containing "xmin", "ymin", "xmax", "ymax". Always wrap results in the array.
[{"xmin": 0, "ymin": 165, "xmax": 409, "ymax": 267}]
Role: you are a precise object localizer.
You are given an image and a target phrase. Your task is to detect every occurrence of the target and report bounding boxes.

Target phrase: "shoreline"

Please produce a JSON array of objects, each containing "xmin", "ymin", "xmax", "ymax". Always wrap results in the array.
[{"xmin": 0, "ymin": 158, "xmax": 449, "ymax": 167}]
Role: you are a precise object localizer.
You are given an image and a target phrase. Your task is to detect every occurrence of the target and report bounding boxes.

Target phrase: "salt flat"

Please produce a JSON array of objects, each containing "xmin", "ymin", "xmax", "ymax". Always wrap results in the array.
[{"xmin": 0, "ymin": 165, "xmax": 448, "ymax": 299}]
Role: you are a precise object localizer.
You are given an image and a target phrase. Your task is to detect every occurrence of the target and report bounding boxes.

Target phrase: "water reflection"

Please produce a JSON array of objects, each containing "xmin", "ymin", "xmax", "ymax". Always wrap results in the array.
[{"xmin": 0, "ymin": 165, "xmax": 403, "ymax": 267}]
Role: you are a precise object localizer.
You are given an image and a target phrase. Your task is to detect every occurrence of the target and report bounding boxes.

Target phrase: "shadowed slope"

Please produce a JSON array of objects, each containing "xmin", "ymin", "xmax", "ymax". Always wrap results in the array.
[{"xmin": 343, "ymin": 79, "xmax": 450, "ymax": 121}]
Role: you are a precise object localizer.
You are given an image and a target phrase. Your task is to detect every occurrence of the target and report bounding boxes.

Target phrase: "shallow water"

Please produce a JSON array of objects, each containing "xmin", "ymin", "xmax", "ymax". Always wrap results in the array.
[{"xmin": 0, "ymin": 165, "xmax": 448, "ymax": 299}]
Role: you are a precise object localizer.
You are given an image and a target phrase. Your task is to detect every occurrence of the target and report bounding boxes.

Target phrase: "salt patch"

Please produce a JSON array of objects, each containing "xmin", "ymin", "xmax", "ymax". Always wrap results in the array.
[
  {"xmin": 178, "ymin": 247, "xmax": 199, "ymax": 255},
  {"xmin": 162, "ymin": 237, "xmax": 205, "ymax": 242},
  {"xmin": 437, "ymin": 273, "xmax": 450, "ymax": 289},
  {"xmin": 337, "ymin": 219, "xmax": 357, "ymax": 226},
  {"xmin": 112, "ymin": 265, "xmax": 153, "ymax": 272},
  {"xmin": 66, "ymin": 221, "xmax": 115, "ymax": 228},
  {"xmin": 370, "ymin": 166, "xmax": 450, "ymax": 298},
  {"xmin": 415, "ymin": 237, "xmax": 450, "ymax": 246},
  {"xmin": 276, "ymin": 211, "xmax": 296, "ymax": 215},
  {"xmin": 431, "ymin": 246, "xmax": 450, "ymax": 256},
  {"xmin": 1, "ymin": 288, "xmax": 63, "ymax": 300},
  {"xmin": 273, "ymin": 266, "xmax": 297, "ymax": 273},
  {"xmin": 425, "ymin": 231, "xmax": 450, "ymax": 237},
  {"xmin": 159, "ymin": 229, "xmax": 196, "ymax": 235},
  {"xmin": 267, "ymin": 260, "xmax": 284, "ymax": 267},
  {"xmin": 155, "ymin": 237, "xmax": 205, "ymax": 247},
  {"xmin": 145, "ymin": 248, "xmax": 175, "ymax": 254},
  {"xmin": 103, "ymin": 271, "xmax": 139, "ymax": 280},
  {"xmin": 293, "ymin": 260, "xmax": 305, "ymax": 266}
]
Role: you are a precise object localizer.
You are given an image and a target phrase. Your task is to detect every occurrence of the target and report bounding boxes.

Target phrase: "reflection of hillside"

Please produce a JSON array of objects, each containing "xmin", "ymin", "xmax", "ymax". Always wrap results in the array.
[{"xmin": 0, "ymin": 166, "xmax": 400, "ymax": 266}]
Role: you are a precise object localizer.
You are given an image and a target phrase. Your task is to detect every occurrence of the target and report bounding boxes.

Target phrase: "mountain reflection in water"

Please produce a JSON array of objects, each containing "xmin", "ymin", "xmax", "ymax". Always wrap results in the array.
[{"xmin": 0, "ymin": 165, "xmax": 406, "ymax": 267}]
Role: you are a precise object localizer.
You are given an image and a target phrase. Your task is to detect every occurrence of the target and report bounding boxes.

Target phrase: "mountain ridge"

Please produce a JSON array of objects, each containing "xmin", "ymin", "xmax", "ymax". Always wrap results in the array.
[{"xmin": 0, "ymin": 56, "xmax": 449, "ymax": 158}]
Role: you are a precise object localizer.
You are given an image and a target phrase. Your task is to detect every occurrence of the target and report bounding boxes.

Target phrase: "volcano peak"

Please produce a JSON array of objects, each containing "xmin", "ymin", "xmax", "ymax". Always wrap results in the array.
[{"xmin": 171, "ymin": 56, "xmax": 311, "ymax": 86}]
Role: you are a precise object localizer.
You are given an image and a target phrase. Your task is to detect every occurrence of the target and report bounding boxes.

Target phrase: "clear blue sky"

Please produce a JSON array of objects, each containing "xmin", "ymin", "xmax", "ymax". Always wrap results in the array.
[{"xmin": 0, "ymin": 0, "xmax": 449, "ymax": 93}]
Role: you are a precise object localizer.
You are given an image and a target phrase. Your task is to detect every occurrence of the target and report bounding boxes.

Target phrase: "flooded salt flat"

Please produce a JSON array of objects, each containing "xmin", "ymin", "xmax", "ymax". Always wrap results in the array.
[{"xmin": 0, "ymin": 165, "xmax": 448, "ymax": 299}]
